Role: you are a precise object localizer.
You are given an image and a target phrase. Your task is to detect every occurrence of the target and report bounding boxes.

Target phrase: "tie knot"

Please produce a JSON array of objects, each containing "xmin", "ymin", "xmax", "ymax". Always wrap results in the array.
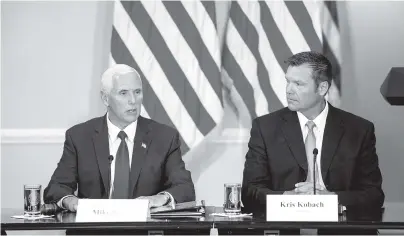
[
  {"xmin": 306, "ymin": 120, "xmax": 316, "ymax": 130},
  {"xmin": 118, "ymin": 131, "xmax": 127, "ymax": 140}
]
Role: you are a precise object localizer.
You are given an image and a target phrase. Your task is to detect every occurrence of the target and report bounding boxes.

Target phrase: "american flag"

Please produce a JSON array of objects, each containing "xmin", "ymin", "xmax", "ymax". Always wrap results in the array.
[{"xmin": 110, "ymin": 0, "xmax": 340, "ymax": 154}]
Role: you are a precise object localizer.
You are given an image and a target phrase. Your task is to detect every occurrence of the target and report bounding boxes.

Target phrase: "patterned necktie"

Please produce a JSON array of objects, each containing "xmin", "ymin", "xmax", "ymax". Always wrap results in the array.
[
  {"xmin": 111, "ymin": 131, "xmax": 130, "ymax": 199},
  {"xmin": 305, "ymin": 121, "xmax": 317, "ymax": 184}
]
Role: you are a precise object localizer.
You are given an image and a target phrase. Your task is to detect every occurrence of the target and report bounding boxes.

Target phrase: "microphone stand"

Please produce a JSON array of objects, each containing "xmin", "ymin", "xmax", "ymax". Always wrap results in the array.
[{"xmin": 313, "ymin": 149, "xmax": 318, "ymax": 195}]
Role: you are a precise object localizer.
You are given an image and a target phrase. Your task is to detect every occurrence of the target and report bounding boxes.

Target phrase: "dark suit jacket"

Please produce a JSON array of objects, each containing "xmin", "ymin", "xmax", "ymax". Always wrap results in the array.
[
  {"xmin": 44, "ymin": 115, "xmax": 195, "ymax": 204},
  {"xmin": 242, "ymin": 104, "xmax": 384, "ymax": 213}
]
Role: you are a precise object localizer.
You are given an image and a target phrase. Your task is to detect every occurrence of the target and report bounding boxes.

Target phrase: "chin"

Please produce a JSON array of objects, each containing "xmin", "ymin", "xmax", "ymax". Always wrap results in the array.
[
  {"xmin": 124, "ymin": 114, "xmax": 139, "ymax": 123},
  {"xmin": 287, "ymin": 104, "xmax": 298, "ymax": 111}
]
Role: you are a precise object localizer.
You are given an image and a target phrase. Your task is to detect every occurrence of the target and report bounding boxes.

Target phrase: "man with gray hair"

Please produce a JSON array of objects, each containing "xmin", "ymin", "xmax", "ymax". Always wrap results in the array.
[{"xmin": 44, "ymin": 64, "xmax": 195, "ymax": 212}]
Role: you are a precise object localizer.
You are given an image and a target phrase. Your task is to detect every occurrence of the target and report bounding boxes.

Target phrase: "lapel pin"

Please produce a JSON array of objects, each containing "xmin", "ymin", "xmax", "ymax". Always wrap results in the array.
[{"xmin": 141, "ymin": 143, "xmax": 147, "ymax": 149}]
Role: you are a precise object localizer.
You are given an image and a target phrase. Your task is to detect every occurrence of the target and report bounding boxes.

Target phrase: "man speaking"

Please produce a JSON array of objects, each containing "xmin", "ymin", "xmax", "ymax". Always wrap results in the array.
[{"xmin": 44, "ymin": 64, "xmax": 195, "ymax": 212}]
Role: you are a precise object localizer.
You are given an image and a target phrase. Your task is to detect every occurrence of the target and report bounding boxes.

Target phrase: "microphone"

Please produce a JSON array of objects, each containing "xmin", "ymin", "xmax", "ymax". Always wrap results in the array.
[
  {"xmin": 107, "ymin": 155, "xmax": 114, "ymax": 199},
  {"xmin": 313, "ymin": 148, "xmax": 318, "ymax": 195}
]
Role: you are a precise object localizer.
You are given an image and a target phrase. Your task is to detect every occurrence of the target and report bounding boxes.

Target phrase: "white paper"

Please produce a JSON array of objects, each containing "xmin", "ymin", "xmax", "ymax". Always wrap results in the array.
[
  {"xmin": 211, "ymin": 213, "xmax": 252, "ymax": 218},
  {"xmin": 75, "ymin": 199, "xmax": 149, "ymax": 222},
  {"xmin": 12, "ymin": 214, "xmax": 54, "ymax": 219}
]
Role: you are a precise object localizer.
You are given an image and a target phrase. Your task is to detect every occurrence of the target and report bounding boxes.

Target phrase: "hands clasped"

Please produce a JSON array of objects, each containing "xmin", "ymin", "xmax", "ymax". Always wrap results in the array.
[{"xmin": 283, "ymin": 182, "xmax": 335, "ymax": 195}]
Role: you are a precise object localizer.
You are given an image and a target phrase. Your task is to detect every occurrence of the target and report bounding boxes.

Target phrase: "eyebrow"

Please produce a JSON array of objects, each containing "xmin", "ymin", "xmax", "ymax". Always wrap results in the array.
[{"xmin": 285, "ymin": 76, "xmax": 305, "ymax": 83}]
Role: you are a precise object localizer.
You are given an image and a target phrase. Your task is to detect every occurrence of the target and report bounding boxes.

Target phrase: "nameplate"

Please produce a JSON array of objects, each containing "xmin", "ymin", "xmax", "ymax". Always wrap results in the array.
[
  {"xmin": 266, "ymin": 195, "xmax": 338, "ymax": 222},
  {"xmin": 76, "ymin": 199, "xmax": 149, "ymax": 222}
]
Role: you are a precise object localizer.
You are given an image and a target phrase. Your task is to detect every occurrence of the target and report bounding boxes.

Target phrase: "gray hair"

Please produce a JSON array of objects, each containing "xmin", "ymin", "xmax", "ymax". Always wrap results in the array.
[{"xmin": 101, "ymin": 64, "xmax": 141, "ymax": 94}]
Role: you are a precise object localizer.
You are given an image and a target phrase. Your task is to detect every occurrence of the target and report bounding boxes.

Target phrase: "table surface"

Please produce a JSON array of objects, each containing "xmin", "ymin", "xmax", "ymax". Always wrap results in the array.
[{"xmin": 2, "ymin": 203, "xmax": 404, "ymax": 231}]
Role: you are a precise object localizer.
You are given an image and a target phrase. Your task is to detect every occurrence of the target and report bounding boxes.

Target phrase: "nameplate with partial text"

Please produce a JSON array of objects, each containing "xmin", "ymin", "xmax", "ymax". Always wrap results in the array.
[
  {"xmin": 76, "ymin": 199, "xmax": 149, "ymax": 222},
  {"xmin": 266, "ymin": 195, "xmax": 338, "ymax": 222}
]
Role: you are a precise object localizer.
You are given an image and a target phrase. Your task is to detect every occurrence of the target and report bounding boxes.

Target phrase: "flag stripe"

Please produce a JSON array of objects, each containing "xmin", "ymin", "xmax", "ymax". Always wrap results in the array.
[
  {"xmin": 162, "ymin": 1, "xmax": 223, "ymax": 103},
  {"xmin": 200, "ymin": 0, "xmax": 217, "ymax": 29},
  {"xmin": 321, "ymin": 4, "xmax": 341, "ymax": 65},
  {"xmin": 227, "ymin": 19, "xmax": 269, "ymax": 116},
  {"xmin": 231, "ymin": 2, "xmax": 283, "ymax": 113},
  {"xmin": 324, "ymin": 1, "xmax": 339, "ymax": 30},
  {"xmin": 322, "ymin": 1, "xmax": 341, "ymax": 91},
  {"xmin": 141, "ymin": 1, "xmax": 222, "ymax": 125},
  {"xmin": 181, "ymin": 1, "xmax": 221, "ymax": 67},
  {"xmin": 302, "ymin": 0, "xmax": 324, "ymax": 45},
  {"xmin": 113, "ymin": 0, "xmax": 204, "ymax": 148},
  {"xmin": 258, "ymin": 24, "xmax": 287, "ymax": 107},
  {"xmin": 121, "ymin": 1, "xmax": 216, "ymax": 136},
  {"xmin": 222, "ymin": 45, "xmax": 257, "ymax": 118},
  {"xmin": 323, "ymin": 34, "xmax": 341, "ymax": 90},
  {"xmin": 110, "ymin": 27, "xmax": 190, "ymax": 153},
  {"xmin": 284, "ymin": 1, "xmax": 323, "ymax": 52},
  {"xmin": 265, "ymin": 1, "xmax": 310, "ymax": 54},
  {"xmin": 259, "ymin": 1, "xmax": 293, "ymax": 72}
]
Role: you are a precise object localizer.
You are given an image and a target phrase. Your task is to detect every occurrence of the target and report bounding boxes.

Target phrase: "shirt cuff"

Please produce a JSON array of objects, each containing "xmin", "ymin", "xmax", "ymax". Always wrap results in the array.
[
  {"xmin": 57, "ymin": 195, "xmax": 76, "ymax": 209},
  {"xmin": 159, "ymin": 191, "xmax": 175, "ymax": 209}
]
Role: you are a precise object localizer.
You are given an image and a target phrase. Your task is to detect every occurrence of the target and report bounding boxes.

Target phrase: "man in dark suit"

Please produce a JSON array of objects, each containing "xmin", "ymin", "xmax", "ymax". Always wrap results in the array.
[
  {"xmin": 44, "ymin": 64, "xmax": 195, "ymax": 212},
  {"xmin": 242, "ymin": 51, "xmax": 384, "ymax": 215}
]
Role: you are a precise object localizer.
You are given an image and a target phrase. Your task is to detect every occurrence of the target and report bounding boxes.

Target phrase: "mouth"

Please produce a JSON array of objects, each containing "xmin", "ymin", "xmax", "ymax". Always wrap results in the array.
[{"xmin": 127, "ymin": 109, "xmax": 137, "ymax": 113}]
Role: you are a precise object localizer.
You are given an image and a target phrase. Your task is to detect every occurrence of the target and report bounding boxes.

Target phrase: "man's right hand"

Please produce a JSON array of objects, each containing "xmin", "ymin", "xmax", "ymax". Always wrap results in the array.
[
  {"xmin": 294, "ymin": 182, "xmax": 315, "ymax": 194},
  {"xmin": 62, "ymin": 196, "xmax": 78, "ymax": 212}
]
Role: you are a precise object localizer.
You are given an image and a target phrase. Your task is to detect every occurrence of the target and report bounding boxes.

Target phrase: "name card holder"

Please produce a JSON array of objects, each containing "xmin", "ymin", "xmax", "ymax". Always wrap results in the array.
[
  {"xmin": 266, "ymin": 195, "xmax": 338, "ymax": 222},
  {"xmin": 76, "ymin": 199, "xmax": 149, "ymax": 222}
]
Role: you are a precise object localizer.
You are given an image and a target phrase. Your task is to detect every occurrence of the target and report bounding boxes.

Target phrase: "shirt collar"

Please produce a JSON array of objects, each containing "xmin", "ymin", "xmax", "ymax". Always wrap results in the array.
[
  {"xmin": 106, "ymin": 113, "xmax": 137, "ymax": 143},
  {"xmin": 296, "ymin": 101, "xmax": 329, "ymax": 131}
]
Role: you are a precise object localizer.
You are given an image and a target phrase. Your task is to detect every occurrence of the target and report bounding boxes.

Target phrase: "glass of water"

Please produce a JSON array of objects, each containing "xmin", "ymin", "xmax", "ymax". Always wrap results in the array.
[
  {"xmin": 24, "ymin": 184, "xmax": 41, "ymax": 216},
  {"xmin": 223, "ymin": 183, "xmax": 241, "ymax": 213}
]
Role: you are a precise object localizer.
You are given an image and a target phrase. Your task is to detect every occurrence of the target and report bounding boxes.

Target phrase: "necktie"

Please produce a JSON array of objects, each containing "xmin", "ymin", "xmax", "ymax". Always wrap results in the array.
[
  {"xmin": 305, "ymin": 121, "xmax": 317, "ymax": 184},
  {"xmin": 111, "ymin": 131, "xmax": 130, "ymax": 199}
]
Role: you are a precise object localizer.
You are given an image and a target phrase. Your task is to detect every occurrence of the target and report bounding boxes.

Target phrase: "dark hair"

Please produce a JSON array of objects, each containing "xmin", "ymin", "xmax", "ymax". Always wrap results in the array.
[{"xmin": 285, "ymin": 51, "xmax": 333, "ymax": 88}]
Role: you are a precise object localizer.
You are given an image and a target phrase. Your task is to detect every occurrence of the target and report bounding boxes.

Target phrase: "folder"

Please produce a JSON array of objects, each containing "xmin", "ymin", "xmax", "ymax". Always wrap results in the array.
[{"xmin": 150, "ymin": 201, "xmax": 205, "ymax": 218}]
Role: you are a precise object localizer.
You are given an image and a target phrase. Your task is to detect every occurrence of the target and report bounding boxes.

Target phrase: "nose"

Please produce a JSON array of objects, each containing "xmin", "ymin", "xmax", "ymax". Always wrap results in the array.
[
  {"xmin": 286, "ymin": 82, "xmax": 293, "ymax": 95},
  {"xmin": 128, "ymin": 92, "xmax": 136, "ymax": 104}
]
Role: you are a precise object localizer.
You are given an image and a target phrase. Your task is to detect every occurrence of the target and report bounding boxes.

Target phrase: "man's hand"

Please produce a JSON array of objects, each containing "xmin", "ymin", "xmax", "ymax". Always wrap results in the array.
[
  {"xmin": 294, "ymin": 182, "xmax": 315, "ymax": 194},
  {"xmin": 62, "ymin": 196, "xmax": 78, "ymax": 212},
  {"xmin": 294, "ymin": 182, "xmax": 335, "ymax": 195},
  {"xmin": 135, "ymin": 194, "xmax": 169, "ymax": 208}
]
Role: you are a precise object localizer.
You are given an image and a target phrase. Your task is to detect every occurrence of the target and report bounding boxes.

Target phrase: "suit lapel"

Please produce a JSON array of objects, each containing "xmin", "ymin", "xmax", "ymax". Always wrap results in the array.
[
  {"xmin": 321, "ymin": 104, "xmax": 344, "ymax": 180},
  {"xmin": 129, "ymin": 116, "xmax": 152, "ymax": 198},
  {"xmin": 92, "ymin": 115, "xmax": 110, "ymax": 198},
  {"xmin": 281, "ymin": 110, "xmax": 308, "ymax": 173}
]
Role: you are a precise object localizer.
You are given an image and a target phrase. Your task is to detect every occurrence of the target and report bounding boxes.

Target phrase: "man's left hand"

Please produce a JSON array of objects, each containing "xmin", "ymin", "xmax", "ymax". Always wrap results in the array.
[
  {"xmin": 295, "ymin": 182, "xmax": 335, "ymax": 195},
  {"xmin": 135, "ymin": 194, "xmax": 169, "ymax": 208}
]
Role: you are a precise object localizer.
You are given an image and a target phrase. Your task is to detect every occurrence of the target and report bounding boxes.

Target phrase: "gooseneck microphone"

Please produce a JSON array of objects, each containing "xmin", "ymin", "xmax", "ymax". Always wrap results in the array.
[
  {"xmin": 107, "ymin": 155, "xmax": 114, "ymax": 199},
  {"xmin": 313, "ymin": 148, "xmax": 318, "ymax": 195}
]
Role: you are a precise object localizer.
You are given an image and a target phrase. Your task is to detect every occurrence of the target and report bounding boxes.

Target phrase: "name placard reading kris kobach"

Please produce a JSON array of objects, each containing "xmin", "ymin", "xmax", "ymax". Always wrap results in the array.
[{"xmin": 266, "ymin": 195, "xmax": 338, "ymax": 222}]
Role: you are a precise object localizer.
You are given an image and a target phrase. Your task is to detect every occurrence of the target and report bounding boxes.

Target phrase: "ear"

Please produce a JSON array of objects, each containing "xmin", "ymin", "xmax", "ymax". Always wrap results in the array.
[
  {"xmin": 317, "ymin": 81, "xmax": 329, "ymax": 96},
  {"xmin": 100, "ymin": 91, "xmax": 109, "ymax": 107}
]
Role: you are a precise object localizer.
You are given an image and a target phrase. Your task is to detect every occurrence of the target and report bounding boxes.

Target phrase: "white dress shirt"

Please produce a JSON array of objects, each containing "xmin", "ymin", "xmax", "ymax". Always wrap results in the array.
[
  {"xmin": 106, "ymin": 115, "xmax": 174, "ymax": 207},
  {"xmin": 58, "ymin": 114, "xmax": 175, "ymax": 209},
  {"xmin": 106, "ymin": 115, "xmax": 137, "ymax": 197},
  {"xmin": 296, "ymin": 102, "xmax": 329, "ymax": 190}
]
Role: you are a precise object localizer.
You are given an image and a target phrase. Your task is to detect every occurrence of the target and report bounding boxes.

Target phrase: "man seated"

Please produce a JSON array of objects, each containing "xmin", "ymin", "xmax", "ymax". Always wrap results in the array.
[
  {"xmin": 242, "ymin": 51, "xmax": 384, "ymax": 214},
  {"xmin": 44, "ymin": 64, "xmax": 195, "ymax": 212}
]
